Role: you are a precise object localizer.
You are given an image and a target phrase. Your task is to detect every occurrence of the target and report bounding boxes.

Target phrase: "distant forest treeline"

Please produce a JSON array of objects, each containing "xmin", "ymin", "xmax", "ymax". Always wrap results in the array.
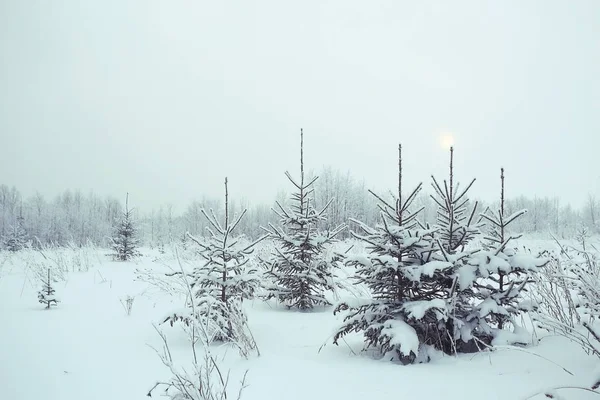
[{"xmin": 1, "ymin": 166, "xmax": 597, "ymax": 248}]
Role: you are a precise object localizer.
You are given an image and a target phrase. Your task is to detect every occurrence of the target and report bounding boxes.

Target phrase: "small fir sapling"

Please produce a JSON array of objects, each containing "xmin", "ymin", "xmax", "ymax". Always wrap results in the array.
[
  {"xmin": 180, "ymin": 232, "xmax": 189, "ymax": 251},
  {"xmin": 111, "ymin": 193, "xmax": 140, "ymax": 261},
  {"xmin": 430, "ymin": 146, "xmax": 481, "ymax": 255},
  {"xmin": 428, "ymin": 146, "xmax": 485, "ymax": 353},
  {"xmin": 3, "ymin": 213, "xmax": 28, "ymax": 252},
  {"xmin": 163, "ymin": 178, "xmax": 266, "ymax": 349},
  {"xmin": 38, "ymin": 268, "xmax": 59, "ymax": 309},
  {"xmin": 428, "ymin": 154, "xmax": 545, "ymax": 351},
  {"xmin": 475, "ymin": 168, "xmax": 548, "ymax": 338},
  {"xmin": 262, "ymin": 129, "xmax": 345, "ymax": 310},
  {"xmin": 333, "ymin": 144, "xmax": 451, "ymax": 364}
]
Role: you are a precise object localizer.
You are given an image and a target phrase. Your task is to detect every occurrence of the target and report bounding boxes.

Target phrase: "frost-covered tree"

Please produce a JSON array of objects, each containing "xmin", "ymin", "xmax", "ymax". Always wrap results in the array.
[
  {"xmin": 428, "ymin": 146, "xmax": 486, "ymax": 353},
  {"xmin": 179, "ymin": 231, "xmax": 189, "ymax": 251},
  {"xmin": 164, "ymin": 178, "xmax": 265, "ymax": 347},
  {"xmin": 38, "ymin": 268, "xmax": 59, "ymax": 309},
  {"xmin": 111, "ymin": 193, "xmax": 140, "ymax": 261},
  {"xmin": 429, "ymin": 154, "xmax": 545, "ymax": 352},
  {"xmin": 3, "ymin": 214, "xmax": 28, "ymax": 252},
  {"xmin": 262, "ymin": 129, "xmax": 345, "ymax": 310},
  {"xmin": 586, "ymin": 194, "xmax": 599, "ymax": 233},
  {"xmin": 333, "ymin": 144, "xmax": 450, "ymax": 364},
  {"xmin": 430, "ymin": 147, "xmax": 481, "ymax": 254},
  {"xmin": 476, "ymin": 168, "xmax": 548, "ymax": 332}
]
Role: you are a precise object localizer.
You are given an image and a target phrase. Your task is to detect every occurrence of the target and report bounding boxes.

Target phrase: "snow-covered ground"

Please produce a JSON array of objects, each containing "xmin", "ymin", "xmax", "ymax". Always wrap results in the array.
[{"xmin": 0, "ymin": 243, "xmax": 598, "ymax": 400}]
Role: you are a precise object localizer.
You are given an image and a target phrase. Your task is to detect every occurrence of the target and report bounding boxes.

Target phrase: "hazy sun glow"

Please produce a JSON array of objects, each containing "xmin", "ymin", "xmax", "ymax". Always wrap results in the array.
[{"xmin": 439, "ymin": 133, "xmax": 455, "ymax": 149}]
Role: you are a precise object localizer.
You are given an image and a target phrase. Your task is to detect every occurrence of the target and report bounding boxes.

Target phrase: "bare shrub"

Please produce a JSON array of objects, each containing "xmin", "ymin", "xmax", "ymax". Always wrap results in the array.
[
  {"xmin": 120, "ymin": 295, "xmax": 135, "ymax": 316},
  {"xmin": 532, "ymin": 232, "xmax": 600, "ymax": 359},
  {"xmin": 147, "ymin": 326, "xmax": 248, "ymax": 400}
]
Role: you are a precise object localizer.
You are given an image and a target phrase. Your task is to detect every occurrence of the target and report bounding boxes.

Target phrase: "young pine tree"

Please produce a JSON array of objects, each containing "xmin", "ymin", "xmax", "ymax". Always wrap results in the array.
[
  {"xmin": 429, "ymin": 146, "xmax": 485, "ymax": 352},
  {"xmin": 263, "ymin": 129, "xmax": 345, "ymax": 311},
  {"xmin": 164, "ymin": 178, "xmax": 266, "ymax": 346},
  {"xmin": 475, "ymin": 168, "xmax": 547, "ymax": 334},
  {"xmin": 430, "ymin": 147, "xmax": 481, "ymax": 255},
  {"xmin": 111, "ymin": 193, "xmax": 140, "ymax": 261},
  {"xmin": 38, "ymin": 268, "xmax": 59, "ymax": 309},
  {"xmin": 333, "ymin": 145, "xmax": 452, "ymax": 364},
  {"xmin": 3, "ymin": 214, "xmax": 28, "ymax": 252}
]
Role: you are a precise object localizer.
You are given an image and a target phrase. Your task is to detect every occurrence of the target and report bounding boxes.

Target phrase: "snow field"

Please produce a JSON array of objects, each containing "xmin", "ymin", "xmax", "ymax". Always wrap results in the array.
[{"xmin": 0, "ymin": 244, "xmax": 598, "ymax": 400}]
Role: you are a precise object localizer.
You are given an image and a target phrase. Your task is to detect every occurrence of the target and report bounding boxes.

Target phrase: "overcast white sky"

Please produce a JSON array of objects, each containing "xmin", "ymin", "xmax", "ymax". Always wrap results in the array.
[{"xmin": 1, "ymin": 0, "xmax": 599, "ymax": 212}]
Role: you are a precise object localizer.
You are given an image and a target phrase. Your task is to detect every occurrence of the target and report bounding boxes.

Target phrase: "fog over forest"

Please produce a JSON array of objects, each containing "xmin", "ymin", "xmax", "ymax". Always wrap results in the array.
[{"xmin": 1, "ymin": 155, "xmax": 597, "ymax": 249}]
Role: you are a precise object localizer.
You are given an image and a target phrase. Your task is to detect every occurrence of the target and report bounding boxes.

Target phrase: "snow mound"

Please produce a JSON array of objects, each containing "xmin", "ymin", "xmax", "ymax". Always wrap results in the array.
[
  {"xmin": 380, "ymin": 319, "xmax": 419, "ymax": 357},
  {"xmin": 492, "ymin": 323, "xmax": 531, "ymax": 346}
]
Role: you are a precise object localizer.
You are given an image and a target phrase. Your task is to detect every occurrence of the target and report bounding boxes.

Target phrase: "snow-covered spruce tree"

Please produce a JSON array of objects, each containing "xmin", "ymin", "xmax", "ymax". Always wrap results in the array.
[
  {"xmin": 429, "ymin": 151, "xmax": 546, "ymax": 352},
  {"xmin": 476, "ymin": 168, "xmax": 547, "ymax": 333},
  {"xmin": 430, "ymin": 147, "xmax": 481, "ymax": 255},
  {"xmin": 38, "ymin": 268, "xmax": 59, "ymax": 309},
  {"xmin": 180, "ymin": 231, "xmax": 189, "ymax": 251},
  {"xmin": 333, "ymin": 144, "xmax": 451, "ymax": 364},
  {"xmin": 262, "ymin": 129, "xmax": 345, "ymax": 310},
  {"xmin": 429, "ymin": 146, "xmax": 485, "ymax": 353},
  {"xmin": 3, "ymin": 215, "xmax": 28, "ymax": 252},
  {"xmin": 111, "ymin": 193, "xmax": 140, "ymax": 261},
  {"xmin": 164, "ymin": 178, "xmax": 266, "ymax": 348}
]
